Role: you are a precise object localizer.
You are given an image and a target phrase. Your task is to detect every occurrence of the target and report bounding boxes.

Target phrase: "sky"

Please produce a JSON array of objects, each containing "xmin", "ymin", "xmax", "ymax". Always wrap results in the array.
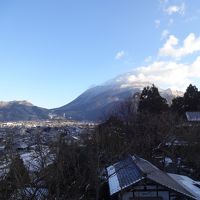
[{"xmin": 0, "ymin": 0, "xmax": 200, "ymax": 108}]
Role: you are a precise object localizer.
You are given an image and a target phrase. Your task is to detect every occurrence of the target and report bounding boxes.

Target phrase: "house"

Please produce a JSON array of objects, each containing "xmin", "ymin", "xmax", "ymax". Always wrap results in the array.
[
  {"xmin": 106, "ymin": 155, "xmax": 200, "ymax": 200},
  {"xmin": 186, "ymin": 112, "xmax": 200, "ymax": 122}
]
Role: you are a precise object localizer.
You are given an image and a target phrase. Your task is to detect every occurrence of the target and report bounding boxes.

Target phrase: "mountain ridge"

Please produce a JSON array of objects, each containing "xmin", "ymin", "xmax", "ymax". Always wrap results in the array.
[
  {"xmin": 52, "ymin": 80, "xmax": 183, "ymax": 121},
  {"xmin": 0, "ymin": 100, "xmax": 49, "ymax": 121},
  {"xmin": 0, "ymin": 73, "xmax": 184, "ymax": 121}
]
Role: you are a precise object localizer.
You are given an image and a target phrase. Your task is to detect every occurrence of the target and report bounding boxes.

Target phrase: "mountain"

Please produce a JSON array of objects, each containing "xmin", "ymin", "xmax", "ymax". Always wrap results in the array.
[
  {"xmin": 0, "ymin": 100, "xmax": 49, "ymax": 121},
  {"xmin": 52, "ymin": 73, "xmax": 183, "ymax": 121},
  {"xmin": 0, "ymin": 73, "xmax": 183, "ymax": 122}
]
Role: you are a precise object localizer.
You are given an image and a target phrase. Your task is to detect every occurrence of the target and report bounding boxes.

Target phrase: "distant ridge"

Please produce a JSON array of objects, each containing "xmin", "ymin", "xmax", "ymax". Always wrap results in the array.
[
  {"xmin": 0, "ymin": 100, "xmax": 33, "ymax": 108},
  {"xmin": 0, "ymin": 100, "xmax": 49, "ymax": 121}
]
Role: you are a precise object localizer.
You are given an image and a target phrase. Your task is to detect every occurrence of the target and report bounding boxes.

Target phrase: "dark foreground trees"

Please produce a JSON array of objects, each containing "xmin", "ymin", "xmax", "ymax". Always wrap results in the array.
[
  {"xmin": 94, "ymin": 84, "xmax": 200, "ymax": 179},
  {"xmin": 171, "ymin": 84, "xmax": 200, "ymax": 115},
  {"xmin": 138, "ymin": 84, "xmax": 169, "ymax": 113},
  {"xmin": 43, "ymin": 140, "xmax": 97, "ymax": 199},
  {"xmin": 0, "ymin": 155, "xmax": 30, "ymax": 199}
]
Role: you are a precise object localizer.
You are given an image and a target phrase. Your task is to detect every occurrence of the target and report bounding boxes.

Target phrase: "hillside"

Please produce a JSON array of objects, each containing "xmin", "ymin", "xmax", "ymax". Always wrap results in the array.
[{"xmin": 0, "ymin": 101, "xmax": 49, "ymax": 121}]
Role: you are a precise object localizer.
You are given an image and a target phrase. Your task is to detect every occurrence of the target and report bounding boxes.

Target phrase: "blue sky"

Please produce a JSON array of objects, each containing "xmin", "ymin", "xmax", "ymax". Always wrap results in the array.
[{"xmin": 0, "ymin": 0, "xmax": 200, "ymax": 108}]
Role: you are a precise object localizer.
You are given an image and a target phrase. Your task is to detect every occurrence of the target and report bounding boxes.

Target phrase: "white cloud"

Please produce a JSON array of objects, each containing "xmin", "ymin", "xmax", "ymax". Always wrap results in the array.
[
  {"xmin": 159, "ymin": 33, "xmax": 200, "ymax": 59},
  {"xmin": 123, "ymin": 56, "xmax": 200, "ymax": 91},
  {"xmin": 161, "ymin": 29, "xmax": 170, "ymax": 40},
  {"xmin": 189, "ymin": 56, "xmax": 200, "ymax": 77},
  {"xmin": 165, "ymin": 3, "xmax": 185, "ymax": 15},
  {"xmin": 115, "ymin": 51, "xmax": 125, "ymax": 60},
  {"xmin": 155, "ymin": 19, "xmax": 161, "ymax": 28}
]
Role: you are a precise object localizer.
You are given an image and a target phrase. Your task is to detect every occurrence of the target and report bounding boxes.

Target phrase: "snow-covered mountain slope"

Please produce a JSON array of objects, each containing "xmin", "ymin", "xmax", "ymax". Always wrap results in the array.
[{"xmin": 53, "ymin": 73, "xmax": 183, "ymax": 121}]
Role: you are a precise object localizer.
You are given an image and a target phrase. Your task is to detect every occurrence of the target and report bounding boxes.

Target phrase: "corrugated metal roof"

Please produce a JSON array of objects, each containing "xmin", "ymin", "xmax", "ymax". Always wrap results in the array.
[
  {"xmin": 186, "ymin": 112, "xmax": 200, "ymax": 122},
  {"xmin": 169, "ymin": 173, "xmax": 200, "ymax": 200},
  {"xmin": 135, "ymin": 157, "xmax": 196, "ymax": 199},
  {"xmin": 106, "ymin": 155, "xmax": 197, "ymax": 199}
]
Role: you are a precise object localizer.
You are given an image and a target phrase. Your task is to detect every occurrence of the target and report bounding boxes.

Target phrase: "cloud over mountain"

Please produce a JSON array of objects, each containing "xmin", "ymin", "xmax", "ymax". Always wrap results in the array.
[{"xmin": 129, "ymin": 57, "xmax": 200, "ymax": 91}]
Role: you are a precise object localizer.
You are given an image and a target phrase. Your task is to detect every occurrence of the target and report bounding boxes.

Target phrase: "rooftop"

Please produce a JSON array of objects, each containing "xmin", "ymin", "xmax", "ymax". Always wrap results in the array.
[
  {"xmin": 186, "ymin": 112, "xmax": 200, "ymax": 122},
  {"xmin": 107, "ymin": 155, "xmax": 200, "ymax": 199}
]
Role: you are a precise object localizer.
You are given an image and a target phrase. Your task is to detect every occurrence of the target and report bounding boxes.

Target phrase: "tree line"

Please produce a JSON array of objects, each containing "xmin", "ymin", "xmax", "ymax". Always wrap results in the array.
[{"xmin": 138, "ymin": 83, "xmax": 200, "ymax": 115}]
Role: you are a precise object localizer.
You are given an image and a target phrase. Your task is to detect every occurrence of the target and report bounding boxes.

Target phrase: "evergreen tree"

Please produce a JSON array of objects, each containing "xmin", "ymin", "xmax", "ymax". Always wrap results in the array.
[
  {"xmin": 171, "ymin": 96, "xmax": 184, "ymax": 115},
  {"xmin": 171, "ymin": 84, "xmax": 200, "ymax": 115},
  {"xmin": 138, "ymin": 85, "xmax": 168, "ymax": 113},
  {"xmin": 6, "ymin": 154, "xmax": 30, "ymax": 190},
  {"xmin": 184, "ymin": 84, "xmax": 200, "ymax": 111}
]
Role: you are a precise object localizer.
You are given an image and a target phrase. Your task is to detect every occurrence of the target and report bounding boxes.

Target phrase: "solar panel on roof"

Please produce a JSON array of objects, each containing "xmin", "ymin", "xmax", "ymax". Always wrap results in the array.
[{"xmin": 114, "ymin": 156, "xmax": 143, "ymax": 189}]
